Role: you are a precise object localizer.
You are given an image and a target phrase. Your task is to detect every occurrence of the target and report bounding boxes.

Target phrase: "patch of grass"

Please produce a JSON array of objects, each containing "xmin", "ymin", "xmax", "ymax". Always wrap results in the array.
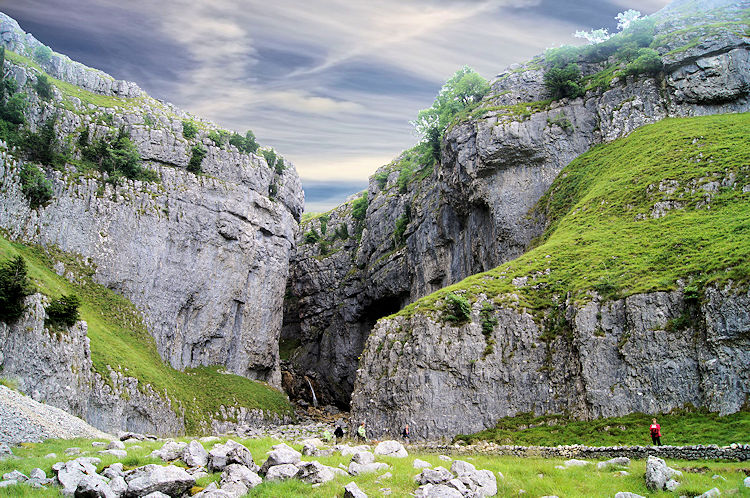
[
  {"xmin": 398, "ymin": 113, "xmax": 750, "ymax": 320},
  {"xmin": 0, "ymin": 235, "xmax": 293, "ymax": 434}
]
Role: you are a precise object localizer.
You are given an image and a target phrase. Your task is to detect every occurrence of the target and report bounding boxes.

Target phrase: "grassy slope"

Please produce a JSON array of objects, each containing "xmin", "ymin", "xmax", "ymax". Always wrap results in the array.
[
  {"xmin": 397, "ymin": 113, "xmax": 750, "ymax": 319},
  {"xmin": 1, "ymin": 436, "xmax": 749, "ymax": 497},
  {"xmin": 0, "ymin": 236, "xmax": 293, "ymax": 433},
  {"xmin": 456, "ymin": 410, "xmax": 750, "ymax": 447}
]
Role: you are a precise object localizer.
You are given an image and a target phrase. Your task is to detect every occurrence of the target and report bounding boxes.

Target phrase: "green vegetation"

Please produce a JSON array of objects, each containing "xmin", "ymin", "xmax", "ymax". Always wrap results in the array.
[
  {"xmin": 398, "ymin": 113, "xmax": 750, "ymax": 320},
  {"xmin": 261, "ymin": 148, "xmax": 286, "ymax": 174},
  {"xmin": 393, "ymin": 211, "xmax": 409, "ymax": 247},
  {"xmin": 0, "ymin": 255, "xmax": 32, "ymax": 322},
  {"xmin": 413, "ymin": 66, "xmax": 489, "ymax": 163},
  {"xmin": 19, "ymin": 162, "xmax": 53, "ymax": 208},
  {"xmin": 80, "ymin": 127, "xmax": 158, "ymax": 183},
  {"xmin": 229, "ymin": 130, "xmax": 260, "ymax": 154},
  {"xmin": 33, "ymin": 45, "xmax": 53, "ymax": 64},
  {"xmin": 0, "ymin": 236, "xmax": 293, "ymax": 432},
  {"xmin": 442, "ymin": 292, "xmax": 471, "ymax": 325},
  {"xmin": 456, "ymin": 409, "xmax": 750, "ymax": 447},
  {"xmin": 181, "ymin": 120, "xmax": 198, "ymax": 139},
  {"xmin": 45, "ymin": 293, "xmax": 81, "ymax": 328},
  {"xmin": 33, "ymin": 74, "xmax": 53, "ymax": 101},
  {"xmin": 3, "ymin": 435, "xmax": 750, "ymax": 497},
  {"xmin": 303, "ymin": 229, "xmax": 321, "ymax": 244},
  {"xmin": 187, "ymin": 144, "xmax": 207, "ymax": 174},
  {"xmin": 543, "ymin": 63, "xmax": 584, "ymax": 100}
]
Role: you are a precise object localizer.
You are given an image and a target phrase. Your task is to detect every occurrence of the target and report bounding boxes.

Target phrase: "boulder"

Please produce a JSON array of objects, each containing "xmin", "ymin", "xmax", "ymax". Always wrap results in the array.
[
  {"xmin": 666, "ymin": 479, "xmax": 680, "ymax": 491},
  {"xmin": 596, "ymin": 457, "xmax": 630, "ymax": 469},
  {"xmin": 348, "ymin": 461, "xmax": 389, "ymax": 476},
  {"xmin": 208, "ymin": 440, "xmax": 258, "ymax": 473},
  {"xmin": 614, "ymin": 493, "xmax": 645, "ymax": 498},
  {"xmin": 744, "ymin": 476, "xmax": 750, "ymax": 487},
  {"xmin": 29, "ymin": 468, "xmax": 46, "ymax": 480},
  {"xmin": 182, "ymin": 441, "xmax": 209, "ymax": 468},
  {"xmin": 645, "ymin": 456, "xmax": 671, "ymax": 491},
  {"xmin": 107, "ymin": 441, "xmax": 126, "ymax": 450},
  {"xmin": 65, "ymin": 448, "xmax": 82, "ymax": 456},
  {"xmin": 351, "ymin": 451, "xmax": 375, "ymax": 465},
  {"xmin": 450, "ymin": 460, "xmax": 476, "ymax": 476},
  {"xmin": 296, "ymin": 461, "xmax": 337, "ymax": 484},
  {"xmin": 374, "ymin": 441, "xmax": 408, "ymax": 458},
  {"xmin": 446, "ymin": 478, "xmax": 470, "ymax": 495},
  {"xmin": 697, "ymin": 488, "xmax": 721, "ymax": 498},
  {"xmin": 344, "ymin": 481, "xmax": 368, "ymax": 498},
  {"xmin": 459, "ymin": 469, "xmax": 497, "ymax": 497},
  {"xmin": 150, "ymin": 441, "xmax": 187, "ymax": 462},
  {"xmin": 340, "ymin": 445, "xmax": 371, "ymax": 456},
  {"xmin": 302, "ymin": 442, "xmax": 318, "ymax": 456},
  {"xmin": 0, "ymin": 442, "xmax": 12, "ymax": 458},
  {"xmin": 564, "ymin": 459, "xmax": 591, "ymax": 467},
  {"xmin": 0, "ymin": 480, "xmax": 18, "ymax": 488},
  {"xmin": 415, "ymin": 483, "xmax": 464, "ymax": 497},
  {"xmin": 99, "ymin": 449, "xmax": 127, "ymax": 459},
  {"xmin": 2, "ymin": 470, "xmax": 27, "ymax": 482},
  {"xmin": 75, "ymin": 474, "xmax": 115, "ymax": 498},
  {"xmin": 109, "ymin": 476, "xmax": 127, "ymax": 496},
  {"xmin": 124, "ymin": 464, "xmax": 195, "ymax": 497},
  {"xmin": 259, "ymin": 444, "xmax": 301, "ymax": 474},
  {"xmin": 219, "ymin": 481, "xmax": 248, "ymax": 497},
  {"xmin": 102, "ymin": 464, "xmax": 125, "ymax": 479},
  {"xmin": 142, "ymin": 492, "xmax": 171, "ymax": 498},
  {"xmin": 416, "ymin": 467, "xmax": 453, "ymax": 485},
  {"xmin": 220, "ymin": 464, "xmax": 261, "ymax": 489},
  {"xmin": 53, "ymin": 457, "xmax": 102, "ymax": 495},
  {"xmin": 265, "ymin": 463, "xmax": 300, "ymax": 481},
  {"xmin": 413, "ymin": 459, "xmax": 432, "ymax": 469}
]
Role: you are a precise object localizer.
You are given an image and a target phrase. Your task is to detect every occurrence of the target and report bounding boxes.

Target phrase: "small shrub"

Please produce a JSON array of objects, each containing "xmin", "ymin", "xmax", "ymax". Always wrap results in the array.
[
  {"xmin": 33, "ymin": 74, "xmax": 53, "ymax": 100},
  {"xmin": 351, "ymin": 194, "xmax": 368, "ymax": 222},
  {"xmin": 208, "ymin": 129, "xmax": 229, "ymax": 147},
  {"xmin": 547, "ymin": 113, "xmax": 573, "ymax": 131},
  {"xmin": 665, "ymin": 312, "xmax": 691, "ymax": 332},
  {"xmin": 227, "ymin": 130, "xmax": 260, "ymax": 154},
  {"xmin": 394, "ymin": 212, "xmax": 409, "ymax": 247},
  {"xmin": 0, "ymin": 92, "xmax": 28, "ymax": 125},
  {"xmin": 0, "ymin": 376, "xmax": 20, "ymax": 391},
  {"xmin": 19, "ymin": 162, "xmax": 53, "ymax": 208},
  {"xmin": 187, "ymin": 145, "xmax": 207, "ymax": 174},
  {"xmin": 33, "ymin": 45, "xmax": 53, "ymax": 64},
  {"xmin": 543, "ymin": 63, "xmax": 584, "ymax": 100},
  {"xmin": 303, "ymin": 229, "xmax": 321, "ymax": 244},
  {"xmin": 624, "ymin": 48, "xmax": 662, "ymax": 76},
  {"xmin": 0, "ymin": 255, "xmax": 33, "ymax": 322},
  {"xmin": 443, "ymin": 292, "xmax": 471, "ymax": 324},
  {"xmin": 319, "ymin": 215, "xmax": 329, "ymax": 235},
  {"xmin": 261, "ymin": 148, "xmax": 278, "ymax": 171},
  {"xmin": 182, "ymin": 120, "xmax": 198, "ymax": 139},
  {"xmin": 268, "ymin": 181, "xmax": 278, "ymax": 199},
  {"xmin": 334, "ymin": 224, "xmax": 349, "ymax": 240},
  {"xmin": 374, "ymin": 171, "xmax": 389, "ymax": 189},
  {"xmin": 479, "ymin": 303, "xmax": 498, "ymax": 337},
  {"xmin": 46, "ymin": 293, "xmax": 81, "ymax": 328}
]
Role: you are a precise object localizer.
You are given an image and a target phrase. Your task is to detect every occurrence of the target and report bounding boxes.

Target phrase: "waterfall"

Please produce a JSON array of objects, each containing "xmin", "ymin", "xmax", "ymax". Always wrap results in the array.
[{"xmin": 305, "ymin": 377, "xmax": 318, "ymax": 408}]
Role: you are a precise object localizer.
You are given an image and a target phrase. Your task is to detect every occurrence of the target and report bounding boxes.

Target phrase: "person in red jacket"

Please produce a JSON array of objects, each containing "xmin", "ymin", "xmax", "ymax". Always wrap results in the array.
[{"xmin": 649, "ymin": 418, "xmax": 662, "ymax": 446}]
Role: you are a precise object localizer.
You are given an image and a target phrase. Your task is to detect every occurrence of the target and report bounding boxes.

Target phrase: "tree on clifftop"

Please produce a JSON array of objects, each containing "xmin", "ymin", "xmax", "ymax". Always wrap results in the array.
[{"xmin": 412, "ymin": 66, "xmax": 489, "ymax": 163}]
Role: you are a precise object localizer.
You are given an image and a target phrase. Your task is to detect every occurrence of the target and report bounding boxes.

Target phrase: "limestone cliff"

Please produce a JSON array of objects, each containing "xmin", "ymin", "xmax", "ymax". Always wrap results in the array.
[{"xmin": 283, "ymin": 0, "xmax": 750, "ymax": 411}]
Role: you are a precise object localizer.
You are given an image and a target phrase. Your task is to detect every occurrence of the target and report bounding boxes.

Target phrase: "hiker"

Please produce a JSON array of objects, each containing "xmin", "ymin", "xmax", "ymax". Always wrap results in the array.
[
  {"xmin": 357, "ymin": 421, "xmax": 367, "ymax": 442},
  {"xmin": 402, "ymin": 424, "xmax": 410, "ymax": 443},
  {"xmin": 334, "ymin": 425, "xmax": 344, "ymax": 442},
  {"xmin": 322, "ymin": 427, "xmax": 332, "ymax": 443},
  {"xmin": 649, "ymin": 418, "xmax": 662, "ymax": 446}
]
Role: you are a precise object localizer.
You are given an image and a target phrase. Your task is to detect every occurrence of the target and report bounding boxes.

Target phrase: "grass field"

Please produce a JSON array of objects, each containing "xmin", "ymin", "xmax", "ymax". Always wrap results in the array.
[
  {"xmin": 1, "ymin": 436, "xmax": 749, "ymax": 497},
  {"xmin": 0, "ymin": 235, "xmax": 293, "ymax": 433}
]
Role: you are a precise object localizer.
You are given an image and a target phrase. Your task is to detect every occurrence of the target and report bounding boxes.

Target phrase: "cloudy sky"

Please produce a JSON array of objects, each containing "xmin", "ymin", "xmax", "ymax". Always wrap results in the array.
[{"xmin": 0, "ymin": 0, "xmax": 669, "ymax": 211}]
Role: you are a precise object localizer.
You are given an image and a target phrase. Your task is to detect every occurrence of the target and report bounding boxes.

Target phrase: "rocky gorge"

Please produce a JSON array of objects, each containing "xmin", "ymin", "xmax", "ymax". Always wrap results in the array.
[{"xmin": 283, "ymin": 0, "xmax": 750, "ymax": 422}]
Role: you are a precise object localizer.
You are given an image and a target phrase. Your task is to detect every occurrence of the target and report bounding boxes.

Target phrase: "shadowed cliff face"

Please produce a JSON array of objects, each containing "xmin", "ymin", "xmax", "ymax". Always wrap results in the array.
[
  {"xmin": 0, "ymin": 13, "xmax": 304, "ymax": 387},
  {"xmin": 284, "ymin": 0, "xmax": 750, "ymax": 410}
]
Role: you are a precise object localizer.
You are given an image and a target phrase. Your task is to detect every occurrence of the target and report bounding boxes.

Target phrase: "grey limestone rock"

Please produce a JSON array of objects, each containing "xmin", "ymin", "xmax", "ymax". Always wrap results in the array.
[
  {"xmin": 53, "ymin": 457, "xmax": 102, "ymax": 496},
  {"xmin": 264, "ymin": 463, "xmax": 300, "ymax": 481},
  {"xmin": 450, "ymin": 460, "xmax": 476, "ymax": 476},
  {"xmin": 348, "ymin": 461, "xmax": 389, "ymax": 476},
  {"xmin": 150, "ymin": 441, "xmax": 187, "ymax": 462},
  {"xmin": 416, "ymin": 466, "xmax": 454, "ymax": 485},
  {"xmin": 0, "ymin": 442, "xmax": 12, "ymax": 458},
  {"xmin": 351, "ymin": 451, "xmax": 375, "ymax": 464},
  {"xmin": 259, "ymin": 443, "xmax": 301, "ymax": 474},
  {"xmin": 182, "ymin": 440, "xmax": 208, "ymax": 468},
  {"xmin": 99, "ymin": 450, "xmax": 127, "ymax": 459},
  {"xmin": 102, "ymin": 464, "xmax": 124, "ymax": 480},
  {"xmin": 29, "ymin": 468, "xmax": 46, "ymax": 480},
  {"xmin": 110, "ymin": 476, "xmax": 127, "ymax": 496},
  {"xmin": 596, "ymin": 457, "xmax": 630, "ymax": 469},
  {"xmin": 564, "ymin": 459, "xmax": 591, "ymax": 467},
  {"xmin": 124, "ymin": 464, "xmax": 195, "ymax": 497},
  {"xmin": 614, "ymin": 493, "xmax": 645, "ymax": 498},
  {"xmin": 296, "ymin": 460, "xmax": 337, "ymax": 484},
  {"xmin": 459, "ymin": 469, "xmax": 497, "ymax": 497},
  {"xmin": 697, "ymin": 488, "xmax": 721, "ymax": 498},
  {"xmin": 415, "ymin": 483, "xmax": 464, "ymax": 498},
  {"xmin": 374, "ymin": 440, "xmax": 408, "ymax": 458},
  {"xmin": 413, "ymin": 459, "xmax": 432, "ymax": 469},
  {"xmin": 220, "ymin": 464, "xmax": 262, "ymax": 489},
  {"xmin": 106, "ymin": 441, "xmax": 125, "ymax": 450},
  {"xmin": 344, "ymin": 481, "xmax": 368, "ymax": 498},
  {"xmin": 645, "ymin": 456, "xmax": 671, "ymax": 491},
  {"xmin": 208, "ymin": 440, "xmax": 257, "ymax": 473},
  {"xmin": 3, "ymin": 470, "xmax": 27, "ymax": 481},
  {"xmin": 75, "ymin": 474, "xmax": 115, "ymax": 498},
  {"xmin": 745, "ymin": 476, "xmax": 750, "ymax": 487}
]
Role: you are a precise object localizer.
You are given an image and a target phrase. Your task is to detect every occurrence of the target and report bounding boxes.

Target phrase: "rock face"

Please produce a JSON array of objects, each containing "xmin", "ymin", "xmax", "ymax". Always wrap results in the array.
[
  {"xmin": 283, "ymin": 0, "xmax": 750, "ymax": 409},
  {"xmin": 0, "ymin": 14, "xmax": 303, "ymax": 389},
  {"xmin": 351, "ymin": 286, "xmax": 750, "ymax": 440}
]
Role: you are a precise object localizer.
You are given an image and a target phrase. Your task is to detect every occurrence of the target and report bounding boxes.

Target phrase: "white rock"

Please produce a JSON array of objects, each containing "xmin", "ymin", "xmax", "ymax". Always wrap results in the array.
[
  {"xmin": 296, "ymin": 460, "xmax": 336, "ymax": 484},
  {"xmin": 265, "ymin": 463, "xmax": 300, "ymax": 481},
  {"xmin": 99, "ymin": 449, "xmax": 127, "ymax": 458},
  {"xmin": 352, "ymin": 451, "xmax": 375, "ymax": 464},
  {"xmin": 107, "ymin": 440, "xmax": 126, "ymax": 450},
  {"xmin": 697, "ymin": 488, "xmax": 721, "ymax": 498},
  {"xmin": 149, "ymin": 441, "xmax": 187, "ymax": 461},
  {"xmin": 208, "ymin": 440, "xmax": 258, "ymax": 473},
  {"xmin": 260, "ymin": 443, "xmax": 302, "ymax": 474},
  {"xmin": 564, "ymin": 459, "xmax": 591, "ymax": 467},
  {"xmin": 124, "ymin": 464, "xmax": 195, "ymax": 497},
  {"xmin": 439, "ymin": 455, "xmax": 452, "ymax": 462},
  {"xmin": 614, "ymin": 493, "xmax": 645, "ymax": 498},
  {"xmin": 450, "ymin": 460, "xmax": 476, "ymax": 476},
  {"xmin": 374, "ymin": 440, "xmax": 408, "ymax": 458},
  {"xmin": 596, "ymin": 457, "xmax": 630, "ymax": 469},
  {"xmin": 416, "ymin": 466, "xmax": 453, "ymax": 485},
  {"xmin": 413, "ymin": 459, "xmax": 432, "ymax": 469},
  {"xmin": 182, "ymin": 440, "xmax": 209, "ymax": 468},
  {"xmin": 29, "ymin": 468, "xmax": 46, "ymax": 480},
  {"xmin": 344, "ymin": 481, "xmax": 368, "ymax": 498},
  {"xmin": 349, "ymin": 461, "xmax": 389, "ymax": 476},
  {"xmin": 744, "ymin": 476, "xmax": 750, "ymax": 487}
]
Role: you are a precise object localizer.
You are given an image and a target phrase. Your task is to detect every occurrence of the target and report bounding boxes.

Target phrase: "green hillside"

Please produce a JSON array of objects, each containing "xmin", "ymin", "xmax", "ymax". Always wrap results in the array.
[
  {"xmin": 0, "ymin": 235, "xmax": 293, "ymax": 433},
  {"xmin": 399, "ymin": 112, "xmax": 750, "ymax": 318}
]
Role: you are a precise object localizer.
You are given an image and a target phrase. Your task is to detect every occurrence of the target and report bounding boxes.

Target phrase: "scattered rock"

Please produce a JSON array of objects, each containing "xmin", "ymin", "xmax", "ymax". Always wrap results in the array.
[
  {"xmin": 29, "ymin": 468, "xmax": 46, "ymax": 481},
  {"xmin": 142, "ymin": 492, "xmax": 171, "ymax": 498},
  {"xmin": 415, "ymin": 483, "xmax": 463, "ymax": 497},
  {"xmin": 124, "ymin": 464, "xmax": 195, "ymax": 497},
  {"xmin": 45, "ymin": 453, "xmax": 57, "ymax": 459},
  {"xmin": 296, "ymin": 460, "xmax": 336, "ymax": 484},
  {"xmin": 208, "ymin": 440, "xmax": 258, "ymax": 473},
  {"xmin": 150, "ymin": 441, "xmax": 187, "ymax": 461},
  {"xmin": 2, "ymin": 470, "xmax": 27, "ymax": 482},
  {"xmin": 340, "ymin": 445, "xmax": 371, "ymax": 456},
  {"xmin": 376, "ymin": 472, "xmax": 392, "ymax": 482},
  {"xmin": 614, "ymin": 493, "xmax": 645, "ymax": 498},
  {"xmin": 260, "ymin": 443, "xmax": 302, "ymax": 474},
  {"xmin": 102, "ymin": 463, "xmax": 124, "ymax": 479},
  {"xmin": 666, "ymin": 479, "xmax": 680, "ymax": 491},
  {"xmin": 344, "ymin": 481, "xmax": 368, "ymax": 498},
  {"xmin": 53, "ymin": 457, "xmax": 102, "ymax": 495},
  {"xmin": 352, "ymin": 451, "xmax": 375, "ymax": 465},
  {"xmin": 0, "ymin": 442, "xmax": 12, "ymax": 458},
  {"xmin": 99, "ymin": 449, "xmax": 127, "ymax": 458},
  {"xmin": 450, "ymin": 460, "xmax": 476, "ymax": 476},
  {"xmin": 712, "ymin": 474, "xmax": 726, "ymax": 481},
  {"xmin": 220, "ymin": 463, "xmax": 262, "ymax": 489},
  {"xmin": 596, "ymin": 457, "xmax": 630, "ymax": 469},
  {"xmin": 265, "ymin": 463, "xmax": 300, "ymax": 481},
  {"xmin": 413, "ymin": 459, "xmax": 432, "ymax": 469},
  {"xmin": 439, "ymin": 455, "xmax": 451, "ymax": 462},
  {"xmin": 459, "ymin": 469, "xmax": 497, "ymax": 497},
  {"xmin": 110, "ymin": 476, "xmax": 127, "ymax": 495},
  {"xmin": 75, "ymin": 474, "xmax": 115, "ymax": 498},
  {"xmin": 182, "ymin": 440, "xmax": 209, "ymax": 468},
  {"xmin": 744, "ymin": 476, "xmax": 750, "ymax": 487},
  {"xmin": 645, "ymin": 456, "xmax": 676, "ymax": 491},
  {"xmin": 92, "ymin": 442, "xmax": 106, "ymax": 448},
  {"xmin": 107, "ymin": 440, "xmax": 125, "ymax": 450},
  {"xmin": 65, "ymin": 447, "xmax": 82, "ymax": 456},
  {"xmin": 416, "ymin": 466, "xmax": 453, "ymax": 485},
  {"xmin": 564, "ymin": 459, "xmax": 591, "ymax": 467},
  {"xmin": 302, "ymin": 442, "xmax": 319, "ymax": 456},
  {"xmin": 0, "ymin": 480, "xmax": 18, "ymax": 488},
  {"xmin": 348, "ymin": 461, "xmax": 389, "ymax": 476},
  {"xmin": 374, "ymin": 440, "xmax": 408, "ymax": 458},
  {"xmin": 697, "ymin": 488, "xmax": 721, "ymax": 498}
]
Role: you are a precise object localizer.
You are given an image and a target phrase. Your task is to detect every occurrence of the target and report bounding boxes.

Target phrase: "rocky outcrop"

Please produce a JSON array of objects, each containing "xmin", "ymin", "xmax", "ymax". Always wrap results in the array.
[
  {"xmin": 351, "ymin": 286, "xmax": 750, "ymax": 441},
  {"xmin": 284, "ymin": 0, "xmax": 750, "ymax": 409},
  {"xmin": 0, "ymin": 15, "xmax": 303, "ymax": 387}
]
